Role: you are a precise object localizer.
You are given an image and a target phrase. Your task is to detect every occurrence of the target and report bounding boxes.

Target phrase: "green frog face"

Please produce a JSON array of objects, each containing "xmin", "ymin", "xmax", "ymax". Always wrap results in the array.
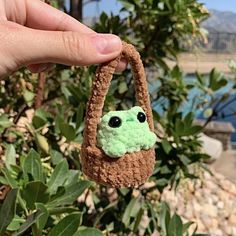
[{"xmin": 97, "ymin": 106, "xmax": 157, "ymax": 158}]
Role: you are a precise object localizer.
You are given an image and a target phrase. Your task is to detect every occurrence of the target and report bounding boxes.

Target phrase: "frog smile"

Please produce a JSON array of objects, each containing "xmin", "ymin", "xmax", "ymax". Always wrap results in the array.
[{"xmin": 126, "ymin": 118, "xmax": 134, "ymax": 122}]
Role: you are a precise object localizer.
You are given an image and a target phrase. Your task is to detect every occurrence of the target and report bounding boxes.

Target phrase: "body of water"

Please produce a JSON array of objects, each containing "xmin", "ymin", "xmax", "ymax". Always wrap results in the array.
[
  {"xmin": 151, "ymin": 74, "xmax": 236, "ymax": 142},
  {"xmin": 186, "ymin": 74, "xmax": 236, "ymax": 141}
]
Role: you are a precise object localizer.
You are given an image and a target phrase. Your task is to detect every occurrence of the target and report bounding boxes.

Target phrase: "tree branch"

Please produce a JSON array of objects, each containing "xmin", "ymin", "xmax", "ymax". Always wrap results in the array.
[{"xmin": 35, "ymin": 72, "xmax": 46, "ymax": 109}]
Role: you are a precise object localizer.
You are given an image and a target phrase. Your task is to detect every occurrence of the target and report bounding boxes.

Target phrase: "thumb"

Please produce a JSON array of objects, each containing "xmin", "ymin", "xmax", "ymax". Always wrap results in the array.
[{"xmin": 11, "ymin": 27, "xmax": 123, "ymax": 67}]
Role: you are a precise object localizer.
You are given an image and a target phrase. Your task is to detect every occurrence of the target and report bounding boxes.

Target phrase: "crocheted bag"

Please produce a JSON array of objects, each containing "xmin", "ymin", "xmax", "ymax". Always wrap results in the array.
[{"xmin": 81, "ymin": 42, "xmax": 156, "ymax": 188}]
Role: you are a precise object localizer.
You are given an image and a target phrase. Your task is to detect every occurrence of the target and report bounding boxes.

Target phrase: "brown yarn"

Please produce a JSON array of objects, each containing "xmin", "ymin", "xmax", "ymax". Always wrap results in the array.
[{"xmin": 81, "ymin": 42, "xmax": 155, "ymax": 188}]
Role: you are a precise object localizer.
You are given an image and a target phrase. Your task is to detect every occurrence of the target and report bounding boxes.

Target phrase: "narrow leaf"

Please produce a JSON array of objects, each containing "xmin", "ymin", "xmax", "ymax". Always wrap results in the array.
[
  {"xmin": 47, "ymin": 160, "xmax": 69, "ymax": 195},
  {"xmin": 48, "ymin": 213, "xmax": 82, "ymax": 236},
  {"xmin": 47, "ymin": 181, "xmax": 91, "ymax": 207},
  {"xmin": 36, "ymin": 203, "xmax": 49, "ymax": 231},
  {"xmin": 167, "ymin": 213, "xmax": 183, "ymax": 236},
  {"xmin": 73, "ymin": 227, "xmax": 103, "ymax": 236},
  {"xmin": 5, "ymin": 145, "xmax": 16, "ymax": 171},
  {"xmin": 1, "ymin": 168, "xmax": 18, "ymax": 188},
  {"xmin": 0, "ymin": 189, "xmax": 18, "ymax": 236},
  {"xmin": 160, "ymin": 202, "xmax": 170, "ymax": 235},
  {"xmin": 13, "ymin": 211, "xmax": 43, "ymax": 236},
  {"xmin": 23, "ymin": 149, "xmax": 44, "ymax": 182},
  {"xmin": 161, "ymin": 139, "xmax": 172, "ymax": 154},
  {"xmin": 122, "ymin": 197, "xmax": 141, "ymax": 227}
]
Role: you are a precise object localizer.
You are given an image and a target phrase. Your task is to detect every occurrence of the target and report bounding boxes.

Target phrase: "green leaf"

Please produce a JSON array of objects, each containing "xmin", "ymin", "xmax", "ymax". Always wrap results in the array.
[
  {"xmin": 160, "ymin": 202, "xmax": 170, "ymax": 235},
  {"xmin": 183, "ymin": 221, "xmax": 194, "ymax": 233},
  {"xmin": 64, "ymin": 170, "xmax": 80, "ymax": 186},
  {"xmin": 35, "ymin": 133, "xmax": 49, "ymax": 154},
  {"xmin": 122, "ymin": 197, "xmax": 142, "ymax": 227},
  {"xmin": 118, "ymin": 81, "xmax": 128, "ymax": 94},
  {"xmin": 184, "ymin": 112, "xmax": 194, "ymax": 126},
  {"xmin": 161, "ymin": 139, "xmax": 172, "ymax": 154},
  {"xmin": 160, "ymin": 165, "xmax": 172, "ymax": 174},
  {"xmin": 178, "ymin": 155, "xmax": 191, "ymax": 166},
  {"xmin": 76, "ymin": 104, "xmax": 84, "ymax": 129},
  {"xmin": 74, "ymin": 227, "xmax": 103, "ymax": 236},
  {"xmin": 209, "ymin": 69, "xmax": 227, "ymax": 91},
  {"xmin": 7, "ymin": 215, "xmax": 24, "ymax": 231},
  {"xmin": 175, "ymin": 119, "xmax": 202, "ymax": 136},
  {"xmin": 175, "ymin": 119, "xmax": 184, "ymax": 136},
  {"xmin": 118, "ymin": 188, "xmax": 130, "ymax": 196},
  {"xmin": 33, "ymin": 116, "xmax": 47, "ymax": 129},
  {"xmin": 50, "ymin": 149, "xmax": 63, "ymax": 165},
  {"xmin": 23, "ymin": 149, "xmax": 44, "ymax": 182},
  {"xmin": 21, "ymin": 181, "xmax": 49, "ymax": 209},
  {"xmin": 59, "ymin": 122, "xmax": 76, "ymax": 141},
  {"xmin": 185, "ymin": 125, "xmax": 202, "ymax": 136},
  {"xmin": 1, "ymin": 168, "xmax": 18, "ymax": 188},
  {"xmin": 196, "ymin": 72, "xmax": 204, "ymax": 85},
  {"xmin": 48, "ymin": 207, "xmax": 79, "ymax": 215},
  {"xmin": 47, "ymin": 160, "xmax": 69, "ymax": 195},
  {"xmin": 65, "ymin": 170, "xmax": 80, "ymax": 186},
  {"xmin": 23, "ymin": 89, "xmax": 35, "ymax": 107},
  {"xmin": 167, "ymin": 213, "xmax": 183, "ymax": 236},
  {"xmin": 47, "ymin": 180, "xmax": 91, "ymax": 207},
  {"xmin": 48, "ymin": 213, "xmax": 82, "ymax": 236},
  {"xmin": 0, "ymin": 176, "xmax": 8, "ymax": 185},
  {"xmin": 133, "ymin": 207, "xmax": 144, "ymax": 232},
  {"xmin": 0, "ymin": 114, "xmax": 12, "ymax": 129},
  {"xmin": 13, "ymin": 211, "xmax": 43, "ymax": 236},
  {"xmin": 5, "ymin": 144, "xmax": 16, "ymax": 171},
  {"xmin": 32, "ymin": 108, "xmax": 50, "ymax": 129},
  {"xmin": 0, "ymin": 189, "xmax": 18, "ymax": 236},
  {"xmin": 36, "ymin": 203, "xmax": 49, "ymax": 231},
  {"xmin": 156, "ymin": 178, "xmax": 169, "ymax": 187}
]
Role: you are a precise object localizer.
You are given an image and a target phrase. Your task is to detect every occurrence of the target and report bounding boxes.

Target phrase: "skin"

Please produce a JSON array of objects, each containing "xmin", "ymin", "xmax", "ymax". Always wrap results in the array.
[
  {"xmin": 0, "ymin": 0, "xmax": 126, "ymax": 78},
  {"xmin": 97, "ymin": 106, "xmax": 157, "ymax": 158}
]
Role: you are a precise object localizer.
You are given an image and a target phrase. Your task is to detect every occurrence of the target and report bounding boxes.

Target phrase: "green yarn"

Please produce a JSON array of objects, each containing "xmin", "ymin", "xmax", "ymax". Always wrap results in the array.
[{"xmin": 97, "ymin": 106, "xmax": 157, "ymax": 158}]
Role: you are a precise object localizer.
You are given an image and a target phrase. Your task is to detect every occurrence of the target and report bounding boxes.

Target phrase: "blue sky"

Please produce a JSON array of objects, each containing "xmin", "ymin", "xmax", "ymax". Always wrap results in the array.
[
  {"xmin": 82, "ymin": 0, "xmax": 236, "ymax": 17},
  {"xmin": 83, "ymin": 0, "xmax": 121, "ymax": 17},
  {"xmin": 201, "ymin": 0, "xmax": 236, "ymax": 12}
]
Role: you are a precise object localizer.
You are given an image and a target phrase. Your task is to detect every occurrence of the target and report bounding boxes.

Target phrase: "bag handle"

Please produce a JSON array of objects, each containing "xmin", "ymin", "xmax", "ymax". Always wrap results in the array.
[{"xmin": 83, "ymin": 42, "xmax": 154, "ymax": 147}]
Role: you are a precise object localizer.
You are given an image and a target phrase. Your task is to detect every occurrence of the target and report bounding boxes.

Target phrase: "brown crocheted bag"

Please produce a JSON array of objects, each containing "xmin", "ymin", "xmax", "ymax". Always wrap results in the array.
[{"xmin": 81, "ymin": 42, "xmax": 156, "ymax": 188}]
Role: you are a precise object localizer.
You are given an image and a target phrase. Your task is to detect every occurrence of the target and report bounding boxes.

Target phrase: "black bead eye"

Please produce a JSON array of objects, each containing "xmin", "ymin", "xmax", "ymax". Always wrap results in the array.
[
  {"xmin": 108, "ymin": 116, "xmax": 122, "ymax": 128},
  {"xmin": 137, "ymin": 112, "xmax": 146, "ymax": 123}
]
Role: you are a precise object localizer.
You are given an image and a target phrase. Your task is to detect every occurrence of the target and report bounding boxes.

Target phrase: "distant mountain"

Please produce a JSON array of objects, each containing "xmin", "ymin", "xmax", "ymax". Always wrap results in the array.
[{"xmin": 202, "ymin": 9, "xmax": 236, "ymax": 33}]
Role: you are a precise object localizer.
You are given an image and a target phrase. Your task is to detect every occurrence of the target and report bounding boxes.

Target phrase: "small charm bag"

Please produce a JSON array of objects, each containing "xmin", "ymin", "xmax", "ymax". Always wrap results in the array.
[{"xmin": 81, "ymin": 42, "xmax": 156, "ymax": 188}]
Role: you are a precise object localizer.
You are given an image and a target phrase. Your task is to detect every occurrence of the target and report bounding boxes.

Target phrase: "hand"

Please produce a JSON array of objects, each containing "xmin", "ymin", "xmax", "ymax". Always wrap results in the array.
[{"xmin": 0, "ymin": 0, "xmax": 125, "ymax": 78}]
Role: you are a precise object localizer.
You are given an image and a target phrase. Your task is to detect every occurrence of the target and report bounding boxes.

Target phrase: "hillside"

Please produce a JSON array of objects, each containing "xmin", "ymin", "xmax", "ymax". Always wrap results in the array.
[{"xmin": 203, "ymin": 9, "xmax": 236, "ymax": 33}]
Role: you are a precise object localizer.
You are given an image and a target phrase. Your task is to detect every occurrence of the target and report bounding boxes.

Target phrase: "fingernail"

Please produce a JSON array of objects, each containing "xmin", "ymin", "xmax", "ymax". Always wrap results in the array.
[{"xmin": 92, "ymin": 34, "xmax": 122, "ymax": 54}]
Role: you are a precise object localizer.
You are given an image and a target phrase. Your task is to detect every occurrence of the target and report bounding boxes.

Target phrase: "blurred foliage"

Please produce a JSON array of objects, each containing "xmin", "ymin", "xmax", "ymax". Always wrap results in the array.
[
  {"xmin": 0, "ymin": 0, "xmax": 233, "ymax": 235},
  {"xmin": 95, "ymin": 0, "xmax": 209, "ymax": 68}
]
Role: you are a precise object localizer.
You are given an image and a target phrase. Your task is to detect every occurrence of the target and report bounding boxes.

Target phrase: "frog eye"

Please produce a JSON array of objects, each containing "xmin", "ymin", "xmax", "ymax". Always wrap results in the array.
[
  {"xmin": 137, "ymin": 112, "xmax": 146, "ymax": 123},
  {"xmin": 108, "ymin": 116, "xmax": 122, "ymax": 128}
]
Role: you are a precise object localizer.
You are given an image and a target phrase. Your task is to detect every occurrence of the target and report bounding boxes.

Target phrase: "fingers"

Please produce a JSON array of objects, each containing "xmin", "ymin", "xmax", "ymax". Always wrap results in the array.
[
  {"xmin": 6, "ymin": 0, "xmax": 94, "ymax": 33},
  {"xmin": 3, "ymin": 0, "xmax": 127, "ymax": 74},
  {"xmin": 6, "ymin": 25, "xmax": 122, "ymax": 68}
]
